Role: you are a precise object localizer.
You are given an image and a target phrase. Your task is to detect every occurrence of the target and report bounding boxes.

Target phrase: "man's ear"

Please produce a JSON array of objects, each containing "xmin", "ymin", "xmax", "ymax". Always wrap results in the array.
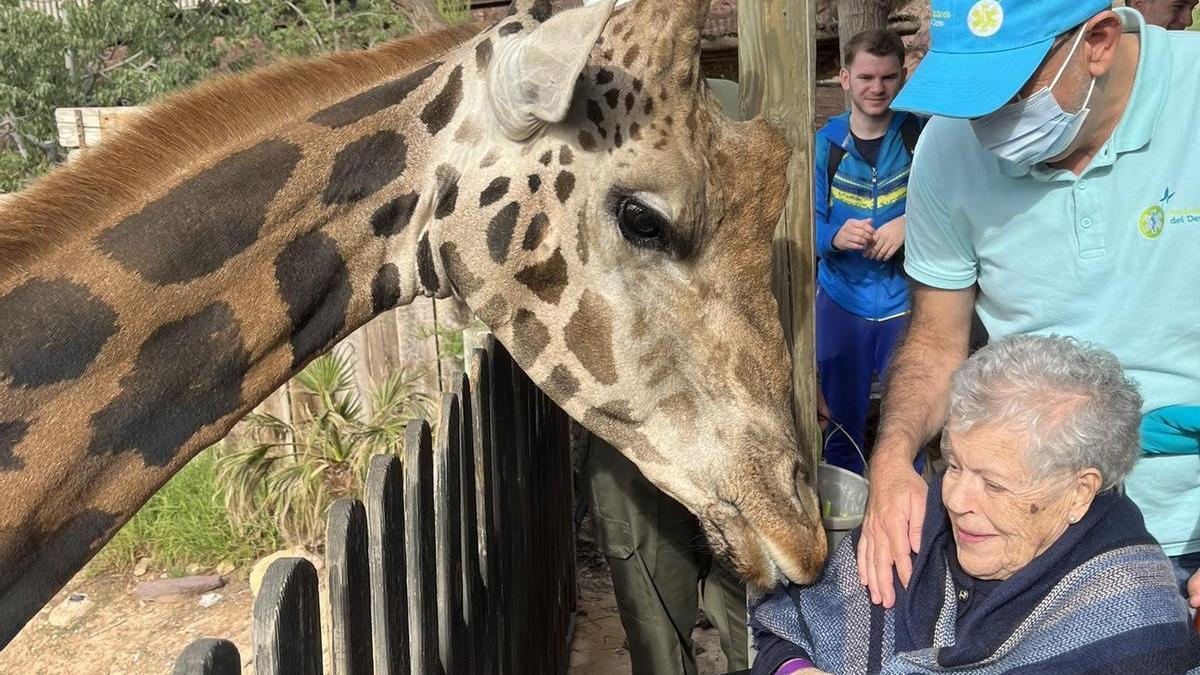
[
  {"xmin": 839, "ymin": 66, "xmax": 851, "ymax": 92},
  {"xmin": 1083, "ymin": 10, "xmax": 1124, "ymax": 79}
]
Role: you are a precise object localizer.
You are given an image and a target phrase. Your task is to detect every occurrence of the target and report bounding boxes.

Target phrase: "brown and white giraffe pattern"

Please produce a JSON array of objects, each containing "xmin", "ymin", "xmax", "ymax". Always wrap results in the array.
[{"xmin": 0, "ymin": 0, "xmax": 823, "ymax": 644}]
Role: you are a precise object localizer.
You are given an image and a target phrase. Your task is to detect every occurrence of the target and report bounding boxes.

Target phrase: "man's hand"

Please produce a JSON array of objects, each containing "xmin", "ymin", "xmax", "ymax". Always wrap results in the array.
[
  {"xmin": 833, "ymin": 217, "xmax": 874, "ymax": 251},
  {"xmin": 856, "ymin": 453, "xmax": 928, "ymax": 608},
  {"xmin": 865, "ymin": 216, "xmax": 905, "ymax": 261}
]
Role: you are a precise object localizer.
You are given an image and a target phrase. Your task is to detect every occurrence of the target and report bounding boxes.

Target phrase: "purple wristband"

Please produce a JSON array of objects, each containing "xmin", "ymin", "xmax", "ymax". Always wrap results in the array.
[{"xmin": 775, "ymin": 658, "xmax": 815, "ymax": 675}]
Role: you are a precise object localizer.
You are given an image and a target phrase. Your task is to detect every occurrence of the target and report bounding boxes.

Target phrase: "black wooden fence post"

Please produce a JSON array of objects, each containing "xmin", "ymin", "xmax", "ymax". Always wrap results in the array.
[
  {"xmin": 470, "ymin": 345, "xmax": 500, "ymax": 675},
  {"xmin": 326, "ymin": 498, "xmax": 372, "ymax": 675},
  {"xmin": 434, "ymin": 392, "xmax": 464, "ymax": 675},
  {"xmin": 454, "ymin": 373, "xmax": 482, "ymax": 675},
  {"xmin": 252, "ymin": 557, "xmax": 322, "ymax": 675},
  {"xmin": 403, "ymin": 421, "xmax": 438, "ymax": 674},
  {"xmin": 172, "ymin": 638, "xmax": 240, "ymax": 675},
  {"xmin": 365, "ymin": 454, "xmax": 408, "ymax": 675}
]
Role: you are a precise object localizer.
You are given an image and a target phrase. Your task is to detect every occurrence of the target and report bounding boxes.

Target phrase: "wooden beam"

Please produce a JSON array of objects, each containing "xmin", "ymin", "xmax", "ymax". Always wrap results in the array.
[{"xmin": 738, "ymin": 0, "xmax": 821, "ymax": 469}]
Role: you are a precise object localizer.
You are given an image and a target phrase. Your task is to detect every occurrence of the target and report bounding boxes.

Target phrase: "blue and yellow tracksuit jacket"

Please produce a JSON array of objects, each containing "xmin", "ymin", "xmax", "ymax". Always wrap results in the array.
[{"xmin": 814, "ymin": 111, "xmax": 921, "ymax": 321}]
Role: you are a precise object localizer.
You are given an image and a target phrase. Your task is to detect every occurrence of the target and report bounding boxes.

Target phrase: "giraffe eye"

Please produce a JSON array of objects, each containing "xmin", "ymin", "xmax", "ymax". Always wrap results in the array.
[{"xmin": 615, "ymin": 197, "xmax": 669, "ymax": 251}]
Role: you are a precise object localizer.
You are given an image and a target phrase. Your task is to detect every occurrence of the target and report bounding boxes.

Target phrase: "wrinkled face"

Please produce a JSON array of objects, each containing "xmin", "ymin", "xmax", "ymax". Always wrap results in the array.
[
  {"xmin": 438, "ymin": 0, "xmax": 825, "ymax": 586},
  {"xmin": 840, "ymin": 52, "xmax": 904, "ymax": 118},
  {"xmin": 1134, "ymin": 0, "xmax": 1196, "ymax": 29},
  {"xmin": 941, "ymin": 425, "xmax": 1093, "ymax": 580}
]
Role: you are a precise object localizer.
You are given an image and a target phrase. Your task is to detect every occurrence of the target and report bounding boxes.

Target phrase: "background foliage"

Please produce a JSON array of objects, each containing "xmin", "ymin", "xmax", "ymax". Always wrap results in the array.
[{"xmin": 0, "ymin": 0, "xmax": 419, "ymax": 191}]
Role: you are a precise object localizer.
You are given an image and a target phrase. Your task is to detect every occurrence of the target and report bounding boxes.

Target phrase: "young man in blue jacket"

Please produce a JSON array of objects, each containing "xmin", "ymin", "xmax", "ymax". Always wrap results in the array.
[{"xmin": 814, "ymin": 29, "xmax": 922, "ymax": 475}]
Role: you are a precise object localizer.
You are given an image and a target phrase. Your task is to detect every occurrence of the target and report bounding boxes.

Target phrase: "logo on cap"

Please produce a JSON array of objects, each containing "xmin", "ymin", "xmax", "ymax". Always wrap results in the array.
[{"xmin": 967, "ymin": 0, "xmax": 1003, "ymax": 37}]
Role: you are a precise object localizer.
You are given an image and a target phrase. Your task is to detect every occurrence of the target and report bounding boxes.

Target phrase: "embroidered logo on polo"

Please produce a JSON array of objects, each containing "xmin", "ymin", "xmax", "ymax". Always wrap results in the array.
[
  {"xmin": 967, "ymin": 0, "xmax": 1003, "ymax": 37},
  {"xmin": 1137, "ymin": 187, "xmax": 1200, "ymax": 240}
]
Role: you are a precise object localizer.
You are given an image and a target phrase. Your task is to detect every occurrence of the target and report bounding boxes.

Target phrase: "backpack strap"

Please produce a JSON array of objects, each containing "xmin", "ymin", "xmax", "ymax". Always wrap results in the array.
[
  {"xmin": 899, "ymin": 114, "xmax": 923, "ymax": 158},
  {"xmin": 826, "ymin": 141, "xmax": 847, "ymax": 204}
]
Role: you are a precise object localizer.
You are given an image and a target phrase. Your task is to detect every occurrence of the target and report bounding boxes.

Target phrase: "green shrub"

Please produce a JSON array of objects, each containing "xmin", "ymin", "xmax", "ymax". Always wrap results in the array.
[
  {"xmin": 92, "ymin": 447, "xmax": 280, "ymax": 575},
  {"xmin": 215, "ymin": 350, "xmax": 434, "ymax": 550}
]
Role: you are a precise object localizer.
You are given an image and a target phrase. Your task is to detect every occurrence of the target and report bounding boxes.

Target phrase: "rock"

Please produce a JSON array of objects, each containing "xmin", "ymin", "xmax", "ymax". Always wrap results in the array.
[
  {"xmin": 135, "ymin": 575, "xmax": 224, "ymax": 602},
  {"xmin": 185, "ymin": 562, "xmax": 204, "ymax": 576},
  {"xmin": 197, "ymin": 592, "xmax": 222, "ymax": 608},
  {"xmin": 132, "ymin": 557, "xmax": 151, "ymax": 577},
  {"xmin": 215, "ymin": 560, "xmax": 236, "ymax": 577},
  {"xmin": 47, "ymin": 592, "xmax": 93, "ymax": 628},
  {"xmin": 250, "ymin": 549, "xmax": 323, "ymax": 597}
]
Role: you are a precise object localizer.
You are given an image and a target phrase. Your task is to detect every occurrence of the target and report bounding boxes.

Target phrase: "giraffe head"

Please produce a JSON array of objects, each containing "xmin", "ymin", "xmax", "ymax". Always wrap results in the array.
[{"xmin": 426, "ymin": 0, "xmax": 826, "ymax": 585}]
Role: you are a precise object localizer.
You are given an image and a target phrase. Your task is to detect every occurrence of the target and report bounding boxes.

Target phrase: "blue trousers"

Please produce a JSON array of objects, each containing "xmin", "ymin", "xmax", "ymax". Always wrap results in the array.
[{"xmin": 816, "ymin": 288, "xmax": 908, "ymax": 475}]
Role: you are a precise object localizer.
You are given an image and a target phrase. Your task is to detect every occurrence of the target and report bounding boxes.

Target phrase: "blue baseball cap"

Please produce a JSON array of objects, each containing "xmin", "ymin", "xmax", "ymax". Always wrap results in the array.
[{"xmin": 892, "ymin": 0, "xmax": 1112, "ymax": 118}]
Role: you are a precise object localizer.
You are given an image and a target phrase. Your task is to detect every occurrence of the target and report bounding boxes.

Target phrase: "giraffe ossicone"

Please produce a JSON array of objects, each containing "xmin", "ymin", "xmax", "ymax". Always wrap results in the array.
[{"xmin": 0, "ymin": 0, "xmax": 824, "ymax": 646}]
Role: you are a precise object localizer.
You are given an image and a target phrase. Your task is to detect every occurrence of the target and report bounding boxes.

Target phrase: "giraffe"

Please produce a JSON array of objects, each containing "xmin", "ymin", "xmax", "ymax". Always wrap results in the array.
[{"xmin": 0, "ymin": 0, "xmax": 825, "ymax": 645}]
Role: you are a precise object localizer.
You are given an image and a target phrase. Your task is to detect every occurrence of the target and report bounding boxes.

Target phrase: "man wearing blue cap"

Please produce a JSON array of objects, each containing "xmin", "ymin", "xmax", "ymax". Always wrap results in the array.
[{"xmin": 858, "ymin": 0, "xmax": 1200, "ymax": 614}]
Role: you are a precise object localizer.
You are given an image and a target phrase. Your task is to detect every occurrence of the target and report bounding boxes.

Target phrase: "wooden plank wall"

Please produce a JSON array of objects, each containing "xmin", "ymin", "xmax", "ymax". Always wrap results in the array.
[
  {"xmin": 738, "ymin": 1, "xmax": 822, "ymax": 468},
  {"xmin": 52, "ymin": 106, "xmax": 465, "ymax": 425}
]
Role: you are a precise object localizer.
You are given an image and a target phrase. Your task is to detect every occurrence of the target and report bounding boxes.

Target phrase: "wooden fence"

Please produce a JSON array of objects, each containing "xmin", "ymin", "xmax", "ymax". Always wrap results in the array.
[{"xmin": 173, "ymin": 334, "xmax": 577, "ymax": 674}]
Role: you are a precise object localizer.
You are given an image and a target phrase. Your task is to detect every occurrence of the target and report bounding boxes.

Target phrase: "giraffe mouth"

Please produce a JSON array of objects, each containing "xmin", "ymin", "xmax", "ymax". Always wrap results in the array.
[{"xmin": 702, "ymin": 494, "xmax": 826, "ymax": 589}]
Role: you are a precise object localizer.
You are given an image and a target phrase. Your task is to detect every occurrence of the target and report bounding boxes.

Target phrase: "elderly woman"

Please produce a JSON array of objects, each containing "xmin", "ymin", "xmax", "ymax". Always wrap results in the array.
[{"xmin": 751, "ymin": 335, "xmax": 1199, "ymax": 674}]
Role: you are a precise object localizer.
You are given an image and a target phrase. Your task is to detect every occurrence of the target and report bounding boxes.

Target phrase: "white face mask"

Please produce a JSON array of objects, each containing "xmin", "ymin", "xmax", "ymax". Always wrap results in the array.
[{"xmin": 970, "ymin": 27, "xmax": 1096, "ymax": 166}]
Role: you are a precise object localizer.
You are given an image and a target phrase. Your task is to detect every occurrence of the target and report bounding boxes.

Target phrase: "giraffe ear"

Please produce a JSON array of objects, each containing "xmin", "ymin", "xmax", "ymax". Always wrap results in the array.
[{"xmin": 487, "ymin": 0, "xmax": 616, "ymax": 141}]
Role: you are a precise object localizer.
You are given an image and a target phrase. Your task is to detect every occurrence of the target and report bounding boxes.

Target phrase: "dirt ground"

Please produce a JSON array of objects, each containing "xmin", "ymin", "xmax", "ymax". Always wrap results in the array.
[{"xmin": 0, "ymin": 552, "xmax": 728, "ymax": 674}]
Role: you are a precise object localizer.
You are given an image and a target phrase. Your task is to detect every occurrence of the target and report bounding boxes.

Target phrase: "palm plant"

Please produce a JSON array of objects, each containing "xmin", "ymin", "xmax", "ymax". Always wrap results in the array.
[{"xmin": 215, "ymin": 349, "xmax": 434, "ymax": 550}]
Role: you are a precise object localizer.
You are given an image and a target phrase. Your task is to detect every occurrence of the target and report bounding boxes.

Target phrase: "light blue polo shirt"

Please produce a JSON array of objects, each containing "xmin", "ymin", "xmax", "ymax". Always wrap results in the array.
[{"xmin": 904, "ymin": 9, "xmax": 1200, "ymax": 556}]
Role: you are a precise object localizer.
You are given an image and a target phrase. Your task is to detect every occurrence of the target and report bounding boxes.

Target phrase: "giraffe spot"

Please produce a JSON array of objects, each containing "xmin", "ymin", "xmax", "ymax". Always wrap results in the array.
[
  {"xmin": 546, "ymin": 365, "xmax": 579, "ymax": 400},
  {"xmin": 479, "ymin": 150, "xmax": 499, "ymax": 168},
  {"xmin": 2, "ymin": 508, "xmax": 118, "ymax": 644},
  {"xmin": 371, "ymin": 263, "xmax": 402, "ymax": 314},
  {"xmin": 632, "ymin": 78, "xmax": 643, "ymax": 92},
  {"xmin": 308, "ymin": 61, "xmax": 440, "ymax": 129},
  {"xmin": 275, "ymin": 232, "xmax": 352, "ymax": 368},
  {"xmin": 474, "ymin": 38, "xmax": 492, "ymax": 72},
  {"xmin": 593, "ymin": 399, "xmax": 637, "ymax": 425},
  {"xmin": 99, "ymin": 139, "xmax": 301, "ymax": 284},
  {"xmin": 603, "ymin": 88, "xmax": 619, "ymax": 110},
  {"xmin": 538, "ymin": 150, "xmax": 553, "ymax": 166},
  {"xmin": 643, "ymin": 98, "xmax": 654, "ymax": 115},
  {"xmin": 575, "ymin": 203, "xmax": 590, "ymax": 264},
  {"xmin": 322, "ymin": 130, "xmax": 408, "ymax": 205},
  {"xmin": 528, "ymin": 0, "xmax": 551, "ymax": 22},
  {"xmin": 664, "ymin": 115, "xmax": 674, "ymax": 126},
  {"xmin": 629, "ymin": 123, "xmax": 641, "ymax": 140},
  {"xmin": 601, "ymin": 48, "xmax": 613, "ymax": 62},
  {"xmin": 554, "ymin": 171, "xmax": 576, "ymax": 204},
  {"xmin": 439, "ymin": 242, "xmax": 483, "ymax": 296},
  {"xmin": 416, "ymin": 232, "xmax": 439, "ymax": 294},
  {"xmin": 595, "ymin": 68, "xmax": 614, "ymax": 85},
  {"xmin": 577, "ymin": 131, "xmax": 597, "ymax": 152},
  {"xmin": 586, "ymin": 99, "xmax": 605, "ymax": 131},
  {"xmin": 624, "ymin": 91, "xmax": 636, "ymax": 114},
  {"xmin": 476, "ymin": 294, "xmax": 509, "ymax": 326},
  {"xmin": 653, "ymin": 139, "xmax": 668, "ymax": 150},
  {"xmin": 487, "ymin": 201, "xmax": 521, "ymax": 264},
  {"xmin": 614, "ymin": 126, "xmax": 623, "ymax": 148},
  {"xmin": 527, "ymin": 174, "xmax": 542, "ymax": 194},
  {"xmin": 622, "ymin": 44, "xmax": 641, "ymax": 68},
  {"xmin": 565, "ymin": 290, "xmax": 617, "ymax": 385},
  {"xmin": 434, "ymin": 164, "xmax": 460, "ymax": 219},
  {"xmin": 498, "ymin": 21, "xmax": 523, "ymax": 36},
  {"xmin": 522, "ymin": 212, "xmax": 549, "ymax": 251},
  {"xmin": 86, "ymin": 302, "xmax": 250, "ymax": 466},
  {"xmin": 479, "ymin": 176, "xmax": 511, "ymax": 207},
  {"xmin": 0, "ymin": 278, "xmax": 117, "ymax": 388},
  {"xmin": 515, "ymin": 247, "xmax": 568, "ymax": 305},
  {"xmin": 510, "ymin": 309, "xmax": 550, "ymax": 365},
  {"xmin": 371, "ymin": 192, "xmax": 419, "ymax": 237},
  {"xmin": 420, "ymin": 65, "xmax": 463, "ymax": 136},
  {"xmin": 659, "ymin": 392, "xmax": 697, "ymax": 425},
  {"xmin": 559, "ymin": 145, "xmax": 574, "ymax": 165},
  {"xmin": 0, "ymin": 420, "xmax": 28, "ymax": 471}
]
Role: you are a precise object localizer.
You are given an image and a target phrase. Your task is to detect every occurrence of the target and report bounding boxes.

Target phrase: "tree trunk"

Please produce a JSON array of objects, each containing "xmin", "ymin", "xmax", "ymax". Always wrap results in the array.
[{"xmin": 836, "ymin": 0, "xmax": 891, "ymax": 64}]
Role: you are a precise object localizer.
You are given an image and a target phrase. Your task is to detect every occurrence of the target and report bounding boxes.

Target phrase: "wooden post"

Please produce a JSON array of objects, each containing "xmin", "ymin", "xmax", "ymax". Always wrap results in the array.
[
  {"xmin": 738, "ymin": 0, "xmax": 822, "ymax": 470},
  {"xmin": 365, "ymin": 454, "xmax": 408, "ymax": 675},
  {"xmin": 252, "ymin": 558, "xmax": 322, "ymax": 675},
  {"xmin": 433, "ymin": 392, "xmax": 464, "ymax": 675},
  {"xmin": 326, "ymin": 498, "xmax": 373, "ymax": 675},
  {"xmin": 402, "ymin": 421, "xmax": 438, "ymax": 674},
  {"xmin": 172, "ymin": 638, "xmax": 240, "ymax": 675}
]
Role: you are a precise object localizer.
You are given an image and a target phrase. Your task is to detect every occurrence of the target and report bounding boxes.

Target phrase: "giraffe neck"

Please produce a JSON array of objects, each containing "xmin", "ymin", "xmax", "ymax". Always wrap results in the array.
[{"xmin": 0, "ymin": 30, "xmax": 492, "ymax": 647}]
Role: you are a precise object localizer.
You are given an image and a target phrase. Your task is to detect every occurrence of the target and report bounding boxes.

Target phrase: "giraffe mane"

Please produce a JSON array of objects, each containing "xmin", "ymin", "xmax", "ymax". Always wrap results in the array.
[{"xmin": 0, "ymin": 22, "xmax": 482, "ymax": 281}]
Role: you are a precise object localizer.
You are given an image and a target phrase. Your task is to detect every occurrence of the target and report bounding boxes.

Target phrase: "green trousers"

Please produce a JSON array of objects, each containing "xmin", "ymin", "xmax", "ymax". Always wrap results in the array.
[{"xmin": 584, "ymin": 433, "xmax": 749, "ymax": 675}]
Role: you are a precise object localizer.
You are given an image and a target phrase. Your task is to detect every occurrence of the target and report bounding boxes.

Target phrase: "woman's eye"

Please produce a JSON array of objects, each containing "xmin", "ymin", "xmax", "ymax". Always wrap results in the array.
[
  {"xmin": 983, "ymin": 480, "xmax": 1005, "ymax": 493},
  {"xmin": 615, "ymin": 197, "xmax": 670, "ymax": 250}
]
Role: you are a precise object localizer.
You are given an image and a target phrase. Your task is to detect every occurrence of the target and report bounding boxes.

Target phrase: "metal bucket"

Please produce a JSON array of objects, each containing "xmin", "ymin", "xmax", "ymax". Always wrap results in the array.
[{"xmin": 817, "ymin": 462, "xmax": 869, "ymax": 553}]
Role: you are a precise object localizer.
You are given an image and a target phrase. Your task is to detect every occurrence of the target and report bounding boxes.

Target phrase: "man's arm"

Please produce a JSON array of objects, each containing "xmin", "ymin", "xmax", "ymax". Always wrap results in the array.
[{"xmin": 856, "ymin": 282, "xmax": 975, "ymax": 607}]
